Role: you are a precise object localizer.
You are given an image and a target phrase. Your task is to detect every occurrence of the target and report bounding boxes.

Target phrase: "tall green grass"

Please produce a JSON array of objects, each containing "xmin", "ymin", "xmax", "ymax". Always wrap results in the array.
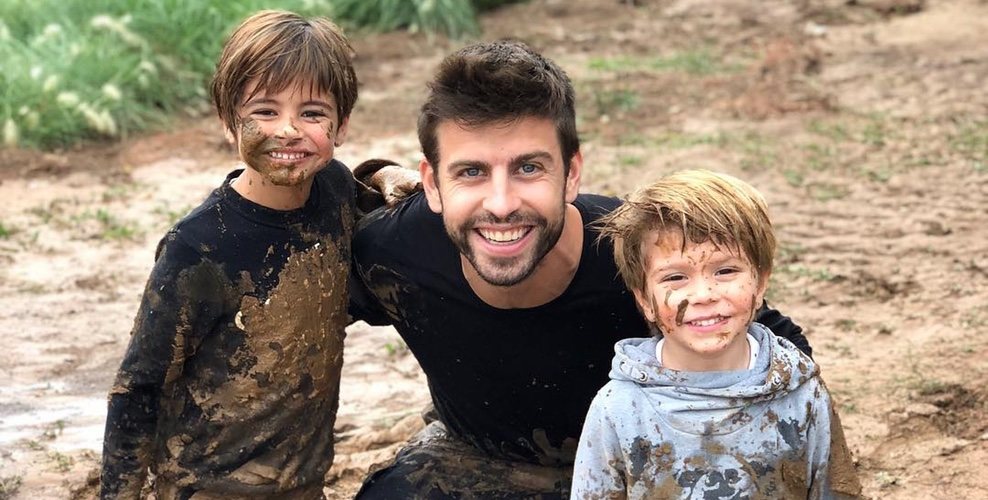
[{"xmin": 1, "ymin": 0, "xmax": 523, "ymax": 150}]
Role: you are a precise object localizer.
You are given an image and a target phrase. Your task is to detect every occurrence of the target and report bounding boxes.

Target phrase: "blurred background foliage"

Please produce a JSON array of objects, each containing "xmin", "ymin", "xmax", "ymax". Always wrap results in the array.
[{"xmin": 0, "ymin": 0, "xmax": 524, "ymax": 150}]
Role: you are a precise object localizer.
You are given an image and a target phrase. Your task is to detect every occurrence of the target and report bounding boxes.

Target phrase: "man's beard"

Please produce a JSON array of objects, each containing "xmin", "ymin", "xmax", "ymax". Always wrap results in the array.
[{"xmin": 446, "ymin": 207, "xmax": 566, "ymax": 287}]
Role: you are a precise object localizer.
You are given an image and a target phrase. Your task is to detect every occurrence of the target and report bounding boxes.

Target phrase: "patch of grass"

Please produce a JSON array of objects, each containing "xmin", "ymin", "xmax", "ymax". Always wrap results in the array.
[
  {"xmin": 777, "ymin": 264, "xmax": 836, "ymax": 282},
  {"xmin": 618, "ymin": 130, "xmax": 727, "ymax": 149},
  {"xmin": 807, "ymin": 119, "xmax": 850, "ymax": 141},
  {"xmin": 0, "ymin": 475, "xmax": 23, "ymax": 500},
  {"xmin": 950, "ymin": 120, "xmax": 988, "ymax": 166},
  {"xmin": 589, "ymin": 49, "xmax": 733, "ymax": 76},
  {"xmin": 782, "ymin": 169, "xmax": 804, "ymax": 187},
  {"xmin": 592, "ymin": 89, "xmax": 640, "ymax": 115},
  {"xmin": 808, "ymin": 182, "xmax": 849, "ymax": 201},
  {"xmin": 153, "ymin": 203, "xmax": 192, "ymax": 227},
  {"xmin": 0, "ymin": 221, "xmax": 13, "ymax": 239},
  {"xmin": 617, "ymin": 155, "xmax": 643, "ymax": 167},
  {"xmin": 47, "ymin": 450, "xmax": 74, "ymax": 473},
  {"xmin": 2, "ymin": 0, "xmax": 487, "ymax": 150},
  {"xmin": 330, "ymin": 0, "xmax": 480, "ymax": 38},
  {"xmin": 835, "ymin": 319, "xmax": 857, "ymax": 332},
  {"xmin": 73, "ymin": 208, "xmax": 139, "ymax": 240},
  {"xmin": 42, "ymin": 419, "xmax": 66, "ymax": 440},
  {"xmin": 384, "ymin": 340, "xmax": 408, "ymax": 356}
]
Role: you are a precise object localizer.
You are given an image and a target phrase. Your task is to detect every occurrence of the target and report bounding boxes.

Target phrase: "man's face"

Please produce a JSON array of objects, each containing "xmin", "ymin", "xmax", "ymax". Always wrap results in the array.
[
  {"xmin": 421, "ymin": 117, "xmax": 581, "ymax": 287},
  {"xmin": 633, "ymin": 230, "xmax": 768, "ymax": 367},
  {"xmin": 231, "ymin": 79, "xmax": 348, "ymax": 187}
]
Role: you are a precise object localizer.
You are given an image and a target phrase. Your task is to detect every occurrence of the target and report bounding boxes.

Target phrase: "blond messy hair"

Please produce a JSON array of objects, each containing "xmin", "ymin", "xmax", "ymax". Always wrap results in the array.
[
  {"xmin": 210, "ymin": 10, "xmax": 358, "ymax": 137},
  {"xmin": 598, "ymin": 169, "xmax": 776, "ymax": 296}
]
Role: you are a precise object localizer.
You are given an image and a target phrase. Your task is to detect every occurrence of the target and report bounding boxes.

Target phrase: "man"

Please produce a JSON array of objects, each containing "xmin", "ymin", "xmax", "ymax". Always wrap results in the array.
[{"xmin": 349, "ymin": 40, "xmax": 809, "ymax": 498}]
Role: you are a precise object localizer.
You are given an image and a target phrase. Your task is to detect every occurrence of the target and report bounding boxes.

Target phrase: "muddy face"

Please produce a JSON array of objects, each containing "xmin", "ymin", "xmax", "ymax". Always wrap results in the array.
[
  {"xmin": 234, "ymin": 81, "xmax": 348, "ymax": 189},
  {"xmin": 634, "ymin": 230, "xmax": 767, "ymax": 370}
]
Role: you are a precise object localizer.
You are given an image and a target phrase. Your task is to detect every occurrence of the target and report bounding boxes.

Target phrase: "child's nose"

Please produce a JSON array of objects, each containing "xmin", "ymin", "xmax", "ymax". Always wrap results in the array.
[{"xmin": 275, "ymin": 119, "xmax": 300, "ymax": 139}]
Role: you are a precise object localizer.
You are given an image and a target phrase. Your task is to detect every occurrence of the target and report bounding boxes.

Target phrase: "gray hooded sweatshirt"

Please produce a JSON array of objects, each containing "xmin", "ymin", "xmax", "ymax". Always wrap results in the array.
[{"xmin": 571, "ymin": 323, "xmax": 861, "ymax": 499}]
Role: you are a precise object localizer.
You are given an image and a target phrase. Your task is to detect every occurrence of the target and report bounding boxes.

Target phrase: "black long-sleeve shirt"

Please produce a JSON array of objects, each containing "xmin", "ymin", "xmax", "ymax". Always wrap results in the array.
[
  {"xmin": 349, "ymin": 192, "xmax": 809, "ymax": 466},
  {"xmin": 101, "ymin": 162, "xmax": 354, "ymax": 499}
]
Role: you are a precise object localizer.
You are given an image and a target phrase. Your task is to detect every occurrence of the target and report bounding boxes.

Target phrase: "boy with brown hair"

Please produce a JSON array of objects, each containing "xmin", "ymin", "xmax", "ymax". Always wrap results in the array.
[
  {"xmin": 100, "ymin": 10, "xmax": 358, "ymax": 499},
  {"xmin": 571, "ymin": 170, "xmax": 862, "ymax": 499}
]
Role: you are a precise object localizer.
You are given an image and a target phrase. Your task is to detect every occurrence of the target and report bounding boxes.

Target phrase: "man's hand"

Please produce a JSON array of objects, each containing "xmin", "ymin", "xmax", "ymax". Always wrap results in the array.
[{"xmin": 354, "ymin": 159, "xmax": 423, "ymax": 212}]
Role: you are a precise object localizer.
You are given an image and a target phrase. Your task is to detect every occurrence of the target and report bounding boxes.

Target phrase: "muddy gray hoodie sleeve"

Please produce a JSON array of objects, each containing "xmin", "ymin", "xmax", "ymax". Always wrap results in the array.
[
  {"xmin": 572, "ymin": 386, "xmax": 628, "ymax": 500},
  {"xmin": 807, "ymin": 382, "xmax": 864, "ymax": 500},
  {"xmin": 100, "ymin": 232, "xmax": 226, "ymax": 499}
]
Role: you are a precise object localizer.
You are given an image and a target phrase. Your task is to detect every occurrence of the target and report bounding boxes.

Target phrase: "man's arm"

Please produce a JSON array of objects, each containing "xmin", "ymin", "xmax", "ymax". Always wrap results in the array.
[
  {"xmin": 100, "ymin": 235, "xmax": 223, "ymax": 499},
  {"xmin": 754, "ymin": 301, "xmax": 811, "ymax": 358}
]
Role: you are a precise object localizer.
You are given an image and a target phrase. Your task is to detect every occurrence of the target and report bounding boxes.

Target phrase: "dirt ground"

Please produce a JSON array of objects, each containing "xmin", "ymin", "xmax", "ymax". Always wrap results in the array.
[{"xmin": 1, "ymin": 0, "xmax": 986, "ymax": 498}]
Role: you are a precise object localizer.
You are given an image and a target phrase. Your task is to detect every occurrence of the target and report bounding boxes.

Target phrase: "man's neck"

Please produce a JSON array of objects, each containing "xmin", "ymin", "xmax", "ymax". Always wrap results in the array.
[{"xmin": 463, "ymin": 204, "xmax": 584, "ymax": 309}]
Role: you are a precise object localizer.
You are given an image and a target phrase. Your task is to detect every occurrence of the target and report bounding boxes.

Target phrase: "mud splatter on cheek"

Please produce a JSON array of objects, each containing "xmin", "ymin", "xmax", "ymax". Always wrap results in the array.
[
  {"xmin": 675, "ymin": 299, "xmax": 689, "ymax": 326},
  {"xmin": 325, "ymin": 121, "xmax": 336, "ymax": 143},
  {"xmin": 664, "ymin": 289, "xmax": 672, "ymax": 308},
  {"xmin": 238, "ymin": 119, "xmax": 270, "ymax": 169}
]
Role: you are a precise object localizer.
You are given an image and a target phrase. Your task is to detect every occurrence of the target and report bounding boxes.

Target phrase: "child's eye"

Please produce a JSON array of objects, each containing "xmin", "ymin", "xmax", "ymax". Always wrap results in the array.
[
  {"xmin": 302, "ymin": 110, "xmax": 327, "ymax": 119},
  {"xmin": 250, "ymin": 109, "xmax": 276, "ymax": 117},
  {"xmin": 660, "ymin": 274, "xmax": 686, "ymax": 283},
  {"xmin": 715, "ymin": 267, "xmax": 740, "ymax": 277}
]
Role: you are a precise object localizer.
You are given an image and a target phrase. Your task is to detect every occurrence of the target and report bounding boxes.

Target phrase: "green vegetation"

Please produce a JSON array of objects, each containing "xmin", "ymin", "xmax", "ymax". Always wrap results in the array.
[
  {"xmin": 0, "ymin": 221, "xmax": 13, "ymax": 239},
  {"xmin": 589, "ymin": 49, "xmax": 733, "ymax": 76},
  {"xmin": 0, "ymin": 475, "xmax": 23, "ymax": 500},
  {"xmin": 592, "ymin": 89, "xmax": 640, "ymax": 115},
  {"xmin": 1, "ymin": 0, "xmax": 525, "ymax": 150}
]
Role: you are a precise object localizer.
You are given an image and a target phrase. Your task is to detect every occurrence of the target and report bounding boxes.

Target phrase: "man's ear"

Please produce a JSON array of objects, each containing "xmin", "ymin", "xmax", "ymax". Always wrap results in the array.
[
  {"xmin": 632, "ymin": 288, "xmax": 656, "ymax": 323},
  {"xmin": 420, "ymin": 158, "xmax": 443, "ymax": 214},
  {"xmin": 564, "ymin": 150, "xmax": 583, "ymax": 203}
]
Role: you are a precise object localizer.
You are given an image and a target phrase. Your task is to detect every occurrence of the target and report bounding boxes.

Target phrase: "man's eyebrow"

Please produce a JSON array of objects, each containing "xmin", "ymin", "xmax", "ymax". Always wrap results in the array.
[
  {"xmin": 509, "ymin": 151, "xmax": 553, "ymax": 166},
  {"xmin": 446, "ymin": 159, "xmax": 491, "ymax": 171}
]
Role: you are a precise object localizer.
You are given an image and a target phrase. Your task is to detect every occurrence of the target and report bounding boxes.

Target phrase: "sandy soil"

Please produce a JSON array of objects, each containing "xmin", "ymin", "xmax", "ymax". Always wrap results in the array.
[{"xmin": 1, "ymin": 0, "xmax": 986, "ymax": 498}]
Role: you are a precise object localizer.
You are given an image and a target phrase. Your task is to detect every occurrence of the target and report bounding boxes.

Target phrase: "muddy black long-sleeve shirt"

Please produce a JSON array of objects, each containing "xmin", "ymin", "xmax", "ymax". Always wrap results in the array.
[{"xmin": 101, "ymin": 162, "xmax": 354, "ymax": 499}]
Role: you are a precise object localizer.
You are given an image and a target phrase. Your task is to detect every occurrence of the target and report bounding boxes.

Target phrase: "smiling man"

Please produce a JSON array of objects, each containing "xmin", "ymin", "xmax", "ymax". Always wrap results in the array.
[{"xmin": 348, "ymin": 41, "xmax": 811, "ymax": 498}]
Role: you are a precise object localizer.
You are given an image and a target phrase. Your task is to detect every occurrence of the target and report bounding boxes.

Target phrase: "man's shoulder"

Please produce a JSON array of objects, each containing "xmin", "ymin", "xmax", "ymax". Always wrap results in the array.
[{"xmin": 573, "ymin": 193, "xmax": 622, "ymax": 222}]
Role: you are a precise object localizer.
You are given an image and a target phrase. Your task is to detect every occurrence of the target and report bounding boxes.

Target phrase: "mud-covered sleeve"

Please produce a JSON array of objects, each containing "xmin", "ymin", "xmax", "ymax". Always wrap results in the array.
[
  {"xmin": 806, "ymin": 381, "xmax": 863, "ymax": 500},
  {"xmin": 100, "ymin": 232, "xmax": 227, "ymax": 499},
  {"xmin": 571, "ymin": 393, "xmax": 628, "ymax": 500},
  {"xmin": 755, "ymin": 301, "xmax": 812, "ymax": 358},
  {"xmin": 347, "ymin": 259, "xmax": 393, "ymax": 326}
]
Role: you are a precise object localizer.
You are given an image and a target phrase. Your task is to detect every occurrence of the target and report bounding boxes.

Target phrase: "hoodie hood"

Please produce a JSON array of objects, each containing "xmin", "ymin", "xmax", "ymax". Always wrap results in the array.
[{"xmin": 609, "ymin": 323, "xmax": 818, "ymax": 435}]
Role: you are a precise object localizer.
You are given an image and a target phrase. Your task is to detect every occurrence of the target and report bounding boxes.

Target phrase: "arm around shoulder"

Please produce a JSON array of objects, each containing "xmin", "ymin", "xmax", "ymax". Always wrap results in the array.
[{"xmin": 755, "ymin": 301, "xmax": 812, "ymax": 358}]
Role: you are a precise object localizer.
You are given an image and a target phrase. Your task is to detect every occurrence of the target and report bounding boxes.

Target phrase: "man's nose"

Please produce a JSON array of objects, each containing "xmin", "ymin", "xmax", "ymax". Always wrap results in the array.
[{"xmin": 481, "ymin": 172, "xmax": 522, "ymax": 218}]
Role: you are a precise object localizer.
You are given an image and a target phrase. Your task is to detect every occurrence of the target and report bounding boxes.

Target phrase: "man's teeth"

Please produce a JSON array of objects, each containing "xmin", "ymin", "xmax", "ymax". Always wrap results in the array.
[
  {"xmin": 690, "ymin": 317, "xmax": 725, "ymax": 327},
  {"xmin": 479, "ymin": 228, "xmax": 526, "ymax": 242},
  {"xmin": 269, "ymin": 151, "xmax": 306, "ymax": 160}
]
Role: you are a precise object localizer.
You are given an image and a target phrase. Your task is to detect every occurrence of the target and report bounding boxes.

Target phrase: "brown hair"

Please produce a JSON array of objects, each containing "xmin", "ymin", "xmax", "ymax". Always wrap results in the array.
[
  {"xmin": 417, "ymin": 40, "xmax": 579, "ymax": 173},
  {"xmin": 210, "ymin": 10, "xmax": 358, "ymax": 137},
  {"xmin": 598, "ymin": 169, "xmax": 776, "ymax": 295}
]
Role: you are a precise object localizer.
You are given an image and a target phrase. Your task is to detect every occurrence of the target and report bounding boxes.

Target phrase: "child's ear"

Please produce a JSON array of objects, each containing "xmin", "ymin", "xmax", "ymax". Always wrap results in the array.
[
  {"xmin": 754, "ymin": 270, "xmax": 771, "ymax": 307},
  {"xmin": 223, "ymin": 126, "xmax": 236, "ymax": 146},
  {"xmin": 632, "ymin": 288, "xmax": 656, "ymax": 323},
  {"xmin": 420, "ymin": 158, "xmax": 443, "ymax": 214},
  {"xmin": 334, "ymin": 116, "xmax": 350, "ymax": 147}
]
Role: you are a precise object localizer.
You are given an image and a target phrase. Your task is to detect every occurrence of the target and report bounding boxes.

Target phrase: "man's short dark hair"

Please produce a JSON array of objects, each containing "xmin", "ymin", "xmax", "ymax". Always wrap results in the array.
[{"xmin": 418, "ymin": 40, "xmax": 579, "ymax": 174}]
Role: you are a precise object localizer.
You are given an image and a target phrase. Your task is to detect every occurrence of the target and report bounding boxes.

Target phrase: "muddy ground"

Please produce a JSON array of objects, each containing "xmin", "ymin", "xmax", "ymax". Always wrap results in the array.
[{"xmin": 1, "ymin": 0, "xmax": 986, "ymax": 498}]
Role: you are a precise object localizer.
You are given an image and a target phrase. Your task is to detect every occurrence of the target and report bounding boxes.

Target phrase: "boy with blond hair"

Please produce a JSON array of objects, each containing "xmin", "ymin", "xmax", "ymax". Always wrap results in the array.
[
  {"xmin": 100, "ymin": 10, "xmax": 358, "ymax": 499},
  {"xmin": 571, "ymin": 170, "xmax": 861, "ymax": 499}
]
